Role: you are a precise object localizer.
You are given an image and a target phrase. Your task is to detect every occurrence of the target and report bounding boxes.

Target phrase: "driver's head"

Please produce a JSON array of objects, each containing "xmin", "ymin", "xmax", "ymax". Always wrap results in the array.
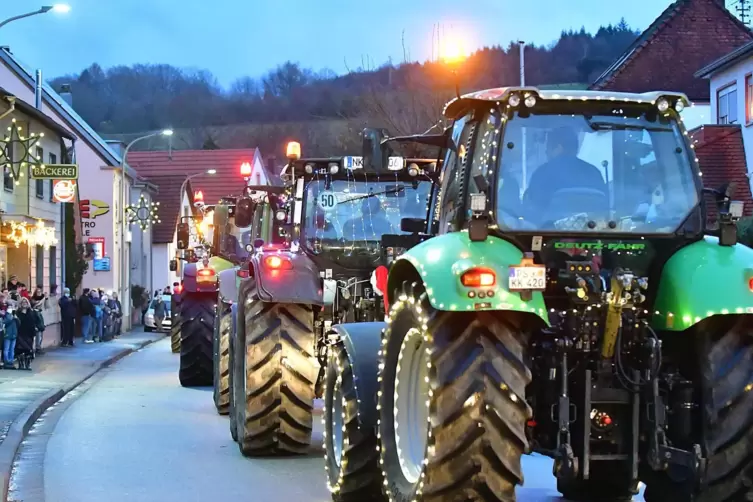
[
  {"xmin": 362, "ymin": 196, "xmax": 383, "ymax": 215},
  {"xmin": 546, "ymin": 127, "xmax": 579, "ymax": 159}
]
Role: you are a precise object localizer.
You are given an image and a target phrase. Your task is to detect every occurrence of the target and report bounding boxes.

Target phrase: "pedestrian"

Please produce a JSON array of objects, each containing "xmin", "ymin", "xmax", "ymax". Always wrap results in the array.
[
  {"xmin": 17, "ymin": 283, "xmax": 29, "ymax": 299},
  {"xmin": 58, "ymin": 288, "xmax": 76, "ymax": 346},
  {"xmin": 79, "ymin": 288, "xmax": 95, "ymax": 344},
  {"xmin": 90, "ymin": 290, "xmax": 104, "ymax": 342},
  {"xmin": 0, "ymin": 303, "xmax": 18, "ymax": 369},
  {"xmin": 110, "ymin": 293, "xmax": 122, "ymax": 337},
  {"xmin": 7, "ymin": 275, "xmax": 18, "ymax": 292},
  {"xmin": 31, "ymin": 286, "xmax": 46, "ymax": 355},
  {"xmin": 14, "ymin": 298, "xmax": 36, "ymax": 370},
  {"xmin": 153, "ymin": 294, "xmax": 167, "ymax": 333}
]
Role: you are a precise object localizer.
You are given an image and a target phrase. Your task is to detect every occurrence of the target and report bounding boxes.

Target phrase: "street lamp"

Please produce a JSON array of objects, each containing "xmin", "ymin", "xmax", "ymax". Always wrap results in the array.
[
  {"xmin": 179, "ymin": 169, "xmax": 216, "ymax": 213},
  {"xmin": 119, "ymin": 128, "xmax": 172, "ymax": 326},
  {"xmin": 0, "ymin": 4, "xmax": 70, "ymax": 30}
]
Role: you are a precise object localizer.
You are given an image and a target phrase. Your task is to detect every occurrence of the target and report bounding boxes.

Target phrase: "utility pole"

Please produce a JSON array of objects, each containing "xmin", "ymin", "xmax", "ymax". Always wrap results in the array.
[{"xmin": 735, "ymin": 0, "xmax": 751, "ymax": 26}]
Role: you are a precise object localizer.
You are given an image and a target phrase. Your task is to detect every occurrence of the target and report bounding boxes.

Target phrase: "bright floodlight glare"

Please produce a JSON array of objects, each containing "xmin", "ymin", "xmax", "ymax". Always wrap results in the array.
[
  {"xmin": 161, "ymin": 129, "xmax": 174, "ymax": 136},
  {"xmin": 51, "ymin": 4, "xmax": 71, "ymax": 13},
  {"xmin": 206, "ymin": 169, "xmax": 217, "ymax": 175}
]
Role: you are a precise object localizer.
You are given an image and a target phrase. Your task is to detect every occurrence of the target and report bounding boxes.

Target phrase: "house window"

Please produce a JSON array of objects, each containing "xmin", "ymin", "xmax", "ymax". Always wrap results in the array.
[
  {"xmin": 35, "ymin": 147, "xmax": 44, "ymax": 198},
  {"xmin": 49, "ymin": 246, "xmax": 57, "ymax": 291},
  {"xmin": 718, "ymin": 84, "xmax": 738, "ymax": 124},
  {"xmin": 48, "ymin": 152, "xmax": 56, "ymax": 201},
  {"xmin": 3, "ymin": 145, "xmax": 13, "ymax": 192},
  {"xmin": 35, "ymin": 245, "xmax": 44, "ymax": 288}
]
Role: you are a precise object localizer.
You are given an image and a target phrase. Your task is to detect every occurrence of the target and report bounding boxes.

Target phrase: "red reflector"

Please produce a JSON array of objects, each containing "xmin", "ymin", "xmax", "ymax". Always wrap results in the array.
[
  {"xmin": 461, "ymin": 267, "xmax": 496, "ymax": 287},
  {"xmin": 749, "ymin": 277, "xmax": 753, "ymax": 292},
  {"xmin": 526, "ymin": 419, "xmax": 537, "ymax": 427},
  {"xmin": 237, "ymin": 269, "xmax": 249, "ymax": 278},
  {"xmin": 264, "ymin": 255, "xmax": 292, "ymax": 270}
]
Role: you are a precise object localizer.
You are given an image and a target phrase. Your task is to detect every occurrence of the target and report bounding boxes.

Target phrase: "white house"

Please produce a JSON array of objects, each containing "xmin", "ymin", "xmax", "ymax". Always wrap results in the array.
[{"xmin": 696, "ymin": 40, "xmax": 753, "ymax": 189}]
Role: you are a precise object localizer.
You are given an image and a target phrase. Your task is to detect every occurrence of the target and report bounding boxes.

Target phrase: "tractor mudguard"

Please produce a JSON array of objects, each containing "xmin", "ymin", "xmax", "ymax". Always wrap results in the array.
[
  {"xmin": 182, "ymin": 257, "xmax": 234, "ymax": 293},
  {"xmin": 217, "ymin": 267, "xmax": 239, "ymax": 304},
  {"xmin": 250, "ymin": 251, "xmax": 324, "ymax": 306},
  {"xmin": 386, "ymin": 233, "xmax": 549, "ymax": 324},
  {"xmin": 331, "ymin": 322, "xmax": 385, "ymax": 429},
  {"xmin": 652, "ymin": 235, "xmax": 753, "ymax": 331}
]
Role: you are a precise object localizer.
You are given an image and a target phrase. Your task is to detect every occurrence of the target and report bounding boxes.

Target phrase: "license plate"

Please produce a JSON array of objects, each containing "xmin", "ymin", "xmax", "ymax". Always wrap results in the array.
[{"xmin": 508, "ymin": 265, "xmax": 546, "ymax": 291}]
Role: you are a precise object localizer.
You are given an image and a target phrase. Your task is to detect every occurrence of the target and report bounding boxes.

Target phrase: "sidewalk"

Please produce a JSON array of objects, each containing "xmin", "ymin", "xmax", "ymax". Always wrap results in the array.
[{"xmin": 0, "ymin": 329, "xmax": 165, "ymax": 500}]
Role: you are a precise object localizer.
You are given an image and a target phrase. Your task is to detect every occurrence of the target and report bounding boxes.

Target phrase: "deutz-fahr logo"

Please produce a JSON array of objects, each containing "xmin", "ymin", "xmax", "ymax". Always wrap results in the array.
[{"xmin": 554, "ymin": 242, "xmax": 645, "ymax": 251}]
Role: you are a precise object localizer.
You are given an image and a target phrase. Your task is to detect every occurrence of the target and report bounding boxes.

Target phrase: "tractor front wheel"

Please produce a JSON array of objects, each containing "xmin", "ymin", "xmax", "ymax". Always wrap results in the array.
[
  {"xmin": 378, "ymin": 281, "xmax": 532, "ymax": 502},
  {"xmin": 234, "ymin": 293, "xmax": 318, "ymax": 456},
  {"xmin": 170, "ymin": 297, "xmax": 181, "ymax": 353},
  {"xmin": 213, "ymin": 300, "xmax": 232, "ymax": 415},
  {"xmin": 178, "ymin": 292, "xmax": 216, "ymax": 387},
  {"xmin": 644, "ymin": 316, "xmax": 753, "ymax": 502}
]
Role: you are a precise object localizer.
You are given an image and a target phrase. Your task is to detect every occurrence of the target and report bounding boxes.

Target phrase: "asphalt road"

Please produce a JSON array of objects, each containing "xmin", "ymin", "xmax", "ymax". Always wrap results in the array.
[{"xmin": 12, "ymin": 338, "xmax": 645, "ymax": 502}]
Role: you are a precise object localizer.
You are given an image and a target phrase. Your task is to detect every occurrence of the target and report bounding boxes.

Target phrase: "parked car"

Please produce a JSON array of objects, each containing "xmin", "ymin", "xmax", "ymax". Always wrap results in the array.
[{"xmin": 144, "ymin": 295, "xmax": 172, "ymax": 332}]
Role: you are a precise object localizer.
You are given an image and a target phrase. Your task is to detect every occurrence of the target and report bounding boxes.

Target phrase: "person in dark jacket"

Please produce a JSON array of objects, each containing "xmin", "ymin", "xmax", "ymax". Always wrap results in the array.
[
  {"xmin": 153, "ymin": 294, "xmax": 167, "ymax": 332},
  {"xmin": 78, "ymin": 289, "xmax": 94, "ymax": 343},
  {"xmin": 14, "ymin": 298, "xmax": 36, "ymax": 370},
  {"xmin": 59, "ymin": 288, "xmax": 76, "ymax": 346},
  {"xmin": 0, "ymin": 302, "xmax": 18, "ymax": 369}
]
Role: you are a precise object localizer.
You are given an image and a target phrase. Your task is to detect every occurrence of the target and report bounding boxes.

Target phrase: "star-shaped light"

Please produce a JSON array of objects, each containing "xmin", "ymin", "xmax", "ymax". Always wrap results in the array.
[
  {"xmin": 0, "ymin": 118, "xmax": 44, "ymax": 184},
  {"xmin": 125, "ymin": 195, "xmax": 161, "ymax": 230}
]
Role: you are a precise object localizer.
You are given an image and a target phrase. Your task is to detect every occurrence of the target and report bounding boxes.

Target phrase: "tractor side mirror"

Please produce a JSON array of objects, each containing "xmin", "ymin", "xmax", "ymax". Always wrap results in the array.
[
  {"xmin": 176, "ymin": 222, "xmax": 190, "ymax": 250},
  {"xmin": 235, "ymin": 196, "xmax": 254, "ymax": 228},
  {"xmin": 169, "ymin": 259, "xmax": 177, "ymax": 272},
  {"xmin": 401, "ymin": 217, "xmax": 425, "ymax": 233}
]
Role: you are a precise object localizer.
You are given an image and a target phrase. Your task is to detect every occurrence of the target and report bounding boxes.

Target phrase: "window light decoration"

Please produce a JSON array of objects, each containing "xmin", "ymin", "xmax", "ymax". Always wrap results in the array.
[
  {"xmin": 0, "ymin": 118, "xmax": 44, "ymax": 185},
  {"xmin": 126, "ymin": 195, "xmax": 160, "ymax": 230},
  {"xmin": 3, "ymin": 220, "xmax": 57, "ymax": 248}
]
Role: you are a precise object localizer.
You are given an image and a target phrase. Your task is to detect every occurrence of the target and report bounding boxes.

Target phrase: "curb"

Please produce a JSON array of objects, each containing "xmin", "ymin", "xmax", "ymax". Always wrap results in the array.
[{"xmin": 0, "ymin": 334, "xmax": 165, "ymax": 501}]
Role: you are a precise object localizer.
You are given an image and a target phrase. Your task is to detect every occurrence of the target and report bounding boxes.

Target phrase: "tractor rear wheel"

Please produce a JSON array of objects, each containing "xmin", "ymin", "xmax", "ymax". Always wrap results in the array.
[
  {"xmin": 644, "ymin": 315, "xmax": 753, "ymax": 502},
  {"xmin": 178, "ymin": 292, "xmax": 215, "ymax": 387},
  {"xmin": 213, "ymin": 301, "xmax": 232, "ymax": 414},
  {"xmin": 170, "ymin": 297, "xmax": 181, "ymax": 353},
  {"xmin": 379, "ymin": 281, "xmax": 533, "ymax": 502},
  {"xmin": 228, "ymin": 305, "xmax": 238, "ymax": 441},
  {"xmin": 323, "ymin": 341, "xmax": 383, "ymax": 501},
  {"xmin": 235, "ymin": 294, "xmax": 318, "ymax": 456}
]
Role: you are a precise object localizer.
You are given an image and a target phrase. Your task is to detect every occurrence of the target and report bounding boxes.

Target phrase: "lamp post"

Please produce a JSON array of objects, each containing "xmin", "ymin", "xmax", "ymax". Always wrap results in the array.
[
  {"xmin": 119, "ymin": 129, "xmax": 172, "ymax": 328},
  {"xmin": 179, "ymin": 169, "xmax": 216, "ymax": 216},
  {"xmin": 0, "ymin": 4, "xmax": 70, "ymax": 30}
]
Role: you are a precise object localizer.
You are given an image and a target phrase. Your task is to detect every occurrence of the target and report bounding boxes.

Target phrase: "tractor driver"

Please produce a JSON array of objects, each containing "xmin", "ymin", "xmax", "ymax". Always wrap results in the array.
[{"xmin": 522, "ymin": 126, "xmax": 607, "ymax": 224}]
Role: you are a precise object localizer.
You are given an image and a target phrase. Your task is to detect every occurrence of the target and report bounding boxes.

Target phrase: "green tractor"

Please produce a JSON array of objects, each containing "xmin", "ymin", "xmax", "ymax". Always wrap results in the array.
[
  {"xmin": 174, "ymin": 199, "xmax": 241, "ymax": 387},
  {"xmin": 322, "ymin": 87, "xmax": 753, "ymax": 502},
  {"xmin": 226, "ymin": 138, "xmax": 439, "ymax": 457}
]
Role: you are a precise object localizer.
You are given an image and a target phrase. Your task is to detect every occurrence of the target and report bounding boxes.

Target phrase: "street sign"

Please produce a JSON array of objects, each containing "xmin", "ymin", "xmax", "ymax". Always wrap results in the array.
[
  {"xmin": 87, "ymin": 237, "xmax": 105, "ymax": 259},
  {"xmin": 52, "ymin": 179, "xmax": 76, "ymax": 203},
  {"xmin": 30, "ymin": 163, "xmax": 78, "ymax": 180},
  {"xmin": 93, "ymin": 257, "xmax": 111, "ymax": 271}
]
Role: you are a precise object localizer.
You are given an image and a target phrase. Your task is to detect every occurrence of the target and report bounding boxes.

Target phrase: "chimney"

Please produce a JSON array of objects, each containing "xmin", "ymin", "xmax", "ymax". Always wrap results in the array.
[{"xmin": 59, "ymin": 83, "xmax": 72, "ymax": 106}]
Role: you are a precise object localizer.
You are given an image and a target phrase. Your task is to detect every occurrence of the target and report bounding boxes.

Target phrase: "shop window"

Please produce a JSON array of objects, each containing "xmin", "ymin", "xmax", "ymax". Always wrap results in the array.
[
  {"xmin": 35, "ymin": 147, "xmax": 44, "ymax": 199},
  {"xmin": 718, "ymin": 84, "xmax": 738, "ymax": 124},
  {"xmin": 35, "ymin": 245, "xmax": 44, "ymax": 288},
  {"xmin": 48, "ymin": 152, "xmax": 57, "ymax": 201},
  {"xmin": 3, "ymin": 145, "xmax": 12, "ymax": 192},
  {"xmin": 49, "ymin": 246, "xmax": 57, "ymax": 292}
]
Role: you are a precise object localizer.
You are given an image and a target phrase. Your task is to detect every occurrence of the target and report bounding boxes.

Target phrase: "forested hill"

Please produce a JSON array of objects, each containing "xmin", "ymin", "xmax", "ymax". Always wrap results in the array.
[{"xmin": 49, "ymin": 21, "xmax": 639, "ymax": 155}]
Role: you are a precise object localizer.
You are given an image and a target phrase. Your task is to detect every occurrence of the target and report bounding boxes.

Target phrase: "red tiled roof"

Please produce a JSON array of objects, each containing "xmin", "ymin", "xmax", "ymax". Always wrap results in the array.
[
  {"xmin": 689, "ymin": 124, "xmax": 752, "ymax": 221},
  {"xmin": 140, "ymin": 175, "xmax": 193, "ymax": 244},
  {"xmin": 591, "ymin": 0, "xmax": 753, "ymax": 101},
  {"xmin": 127, "ymin": 148, "xmax": 261, "ymax": 204}
]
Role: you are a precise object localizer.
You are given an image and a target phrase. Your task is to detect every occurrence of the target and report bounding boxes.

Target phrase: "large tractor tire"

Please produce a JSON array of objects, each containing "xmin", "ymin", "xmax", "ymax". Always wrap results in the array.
[
  {"xmin": 213, "ymin": 301, "xmax": 232, "ymax": 415},
  {"xmin": 233, "ymin": 283, "xmax": 318, "ymax": 456},
  {"xmin": 178, "ymin": 292, "xmax": 216, "ymax": 387},
  {"xmin": 170, "ymin": 298, "xmax": 181, "ymax": 353},
  {"xmin": 323, "ymin": 341, "xmax": 383, "ymax": 501},
  {"xmin": 378, "ymin": 281, "xmax": 532, "ymax": 502},
  {"xmin": 228, "ymin": 304, "xmax": 239, "ymax": 442},
  {"xmin": 644, "ymin": 315, "xmax": 753, "ymax": 502}
]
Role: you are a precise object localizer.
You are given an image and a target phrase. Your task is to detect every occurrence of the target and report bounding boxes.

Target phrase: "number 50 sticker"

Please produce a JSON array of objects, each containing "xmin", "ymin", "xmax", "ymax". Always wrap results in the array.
[{"xmin": 317, "ymin": 192, "xmax": 337, "ymax": 212}]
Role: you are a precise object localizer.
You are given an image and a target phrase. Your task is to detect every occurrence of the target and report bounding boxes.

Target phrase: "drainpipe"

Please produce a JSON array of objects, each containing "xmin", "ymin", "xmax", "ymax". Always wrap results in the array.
[{"xmin": 35, "ymin": 69, "xmax": 42, "ymax": 109}]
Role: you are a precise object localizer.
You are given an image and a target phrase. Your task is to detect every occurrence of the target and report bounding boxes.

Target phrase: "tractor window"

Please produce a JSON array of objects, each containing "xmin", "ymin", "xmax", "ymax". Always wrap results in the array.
[
  {"xmin": 437, "ymin": 114, "xmax": 472, "ymax": 233},
  {"xmin": 493, "ymin": 108, "xmax": 699, "ymax": 233}
]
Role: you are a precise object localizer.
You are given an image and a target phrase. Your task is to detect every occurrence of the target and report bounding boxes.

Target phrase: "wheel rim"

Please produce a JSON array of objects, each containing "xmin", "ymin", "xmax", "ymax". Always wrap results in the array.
[
  {"xmin": 331, "ymin": 375, "xmax": 344, "ymax": 467},
  {"xmin": 394, "ymin": 328, "xmax": 430, "ymax": 483}
]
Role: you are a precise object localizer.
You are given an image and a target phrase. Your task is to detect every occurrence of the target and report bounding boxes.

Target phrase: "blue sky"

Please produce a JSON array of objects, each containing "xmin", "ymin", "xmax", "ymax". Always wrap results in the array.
[{"xmin": 0, "ymin": 0, "xmax": 706, "ymax": 88}]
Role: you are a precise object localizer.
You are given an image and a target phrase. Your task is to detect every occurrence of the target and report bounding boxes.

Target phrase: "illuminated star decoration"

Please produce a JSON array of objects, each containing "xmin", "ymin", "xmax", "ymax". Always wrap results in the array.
[
  {"xmin": 126, "ymin": 195, "xmax": 161, "ymax": 230},
  {"xmin": 0, "ymin": 118, "xmax": 44, "ymax": 184}
]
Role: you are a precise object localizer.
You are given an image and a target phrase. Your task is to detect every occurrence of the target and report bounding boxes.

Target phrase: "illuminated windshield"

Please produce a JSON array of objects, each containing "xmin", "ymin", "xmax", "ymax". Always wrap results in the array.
[
  {"xmin": 486, "ymin": 109, "xmax": 699, "ymax": 233},
  {"xmin": 303, "ymin": 179, "xmax": 431, "ymax": 269}
]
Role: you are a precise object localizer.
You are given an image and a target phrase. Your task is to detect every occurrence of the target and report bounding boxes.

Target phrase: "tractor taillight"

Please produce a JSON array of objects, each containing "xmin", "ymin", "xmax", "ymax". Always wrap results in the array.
[
  {"xmin": 197, "ymin": 268, "xmax": 216, "ymax": 282},
  {"xmin": 749, "ymin": 276, "xmax": 753, "ymax": 292},
  {"xmin": 237, "ymin": 269, "xmax": 249, "ymax": 278},
  {"xmin": 461, "ymin": 267, "xmax": 496, "ymax": 287},
  {"xmin": 264, "ymin": 255, "xmax": 292, "ymax": 270}
]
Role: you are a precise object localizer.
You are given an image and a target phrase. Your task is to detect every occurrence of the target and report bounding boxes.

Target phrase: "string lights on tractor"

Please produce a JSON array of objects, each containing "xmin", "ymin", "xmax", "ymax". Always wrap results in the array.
[
  {"xmin": 126, "ymin": 195, "xmax": 160, "ymax": 230},
  {"xmin": 0, "ymin": 118, "xmax": 45, "ymax": 185}
]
